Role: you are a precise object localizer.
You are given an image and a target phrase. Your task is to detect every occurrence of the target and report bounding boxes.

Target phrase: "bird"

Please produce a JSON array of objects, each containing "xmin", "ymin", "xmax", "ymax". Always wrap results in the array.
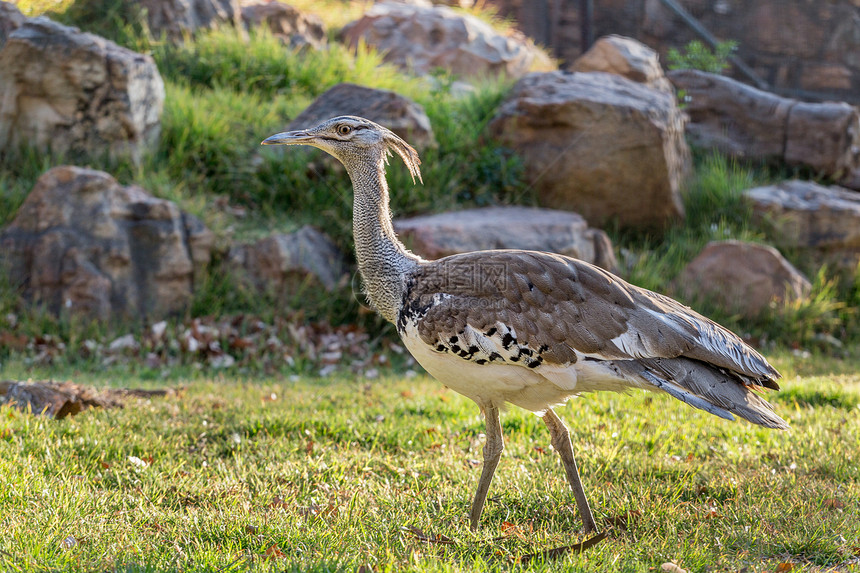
[{"xmin": 262, "ymin": 115, "xmax": 788, "ymax": 537}]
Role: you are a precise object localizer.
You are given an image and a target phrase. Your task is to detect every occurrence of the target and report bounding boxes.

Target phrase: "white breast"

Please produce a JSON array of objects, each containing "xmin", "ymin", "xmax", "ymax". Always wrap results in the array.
[{"xmin": 399, "ymin": 318, "xmax": 647, "ymax": 413}]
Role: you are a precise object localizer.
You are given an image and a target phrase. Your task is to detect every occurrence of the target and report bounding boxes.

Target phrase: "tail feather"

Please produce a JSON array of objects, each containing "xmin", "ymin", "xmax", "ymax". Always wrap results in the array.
[{"xmin": 618, "ymin": 357, "xmax": 789, "ymax": 430}]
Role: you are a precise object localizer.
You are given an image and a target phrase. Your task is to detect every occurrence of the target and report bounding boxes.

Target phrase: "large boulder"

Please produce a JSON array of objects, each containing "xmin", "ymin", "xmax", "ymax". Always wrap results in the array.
[
  {"xmin": 0, "ymin": 166, "xmax": 214, "ymax": 319},
  {"xmin": 488, "ymin": 71, "xmax": 690, "ymax": 229},
  {"xmin": 240, "ymin": 1, "xmax": 325, "ymax": 49},
  {"xmin": 744, "ymin": 180, "xmax": 860, "ymax": 273},
  {"xmin": 674, "ymin": 240, "xmax": 810, "ymax": 318},
  {"xmin": 0, "ymin": 1, "xmax": 25, "ymax": 48},
  {"xmin": 668, "ymin": 69, "xmax": 860, "ymax": 182},
  {"xmin": 0, "ymin": 17, "xmax": 165, "ymax": 164},
  {"xmin": 286, "ymin": 83, "xmax": 435, "ymax": 149},
  {"xmin": 228, "ymin": 226, "xmax": 348, "ymax": 296},
  {"xmin": 394, "ymin": 206, "xmax": 617, "ymax": 271},
  {"xmin": 340, "ymin": 2, "xmax": 554, "ymax": 80},
  {"xmin": 570, "ymin": 34, "xmax": 673, "ymax": 94},
  {"xmin": 139, "ymin": 0, "xmax": 241, "ymax": 41}
]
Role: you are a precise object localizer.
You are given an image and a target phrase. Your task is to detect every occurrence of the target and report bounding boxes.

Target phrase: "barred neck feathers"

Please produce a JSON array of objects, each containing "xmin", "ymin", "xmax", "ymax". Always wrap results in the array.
[{"xmin": 343, "ymin": 146, "xmax": 421, "ymax": 323}]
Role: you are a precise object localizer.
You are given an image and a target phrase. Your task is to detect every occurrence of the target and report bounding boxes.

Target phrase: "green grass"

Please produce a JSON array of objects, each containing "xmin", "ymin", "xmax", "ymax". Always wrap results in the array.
[{"xmin": 0, "ymin": 354, "xmax": 858, "ymax": 572}]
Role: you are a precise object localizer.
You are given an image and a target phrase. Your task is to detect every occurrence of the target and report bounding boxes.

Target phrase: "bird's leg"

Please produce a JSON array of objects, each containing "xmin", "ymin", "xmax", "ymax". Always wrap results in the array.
[
  {"xmin": 542, "ymin": 408, "xmax": 598, "ymax": 534},
  {"xmin": 469, "ymin": 404, "xmax": 504, "ymax": 531}
]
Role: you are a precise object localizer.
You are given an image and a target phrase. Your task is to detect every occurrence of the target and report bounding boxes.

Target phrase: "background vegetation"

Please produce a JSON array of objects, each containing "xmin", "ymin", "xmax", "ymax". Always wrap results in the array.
[{"xmin": 1, "ymin": 0, "xmax": 856, "ymax": 366}]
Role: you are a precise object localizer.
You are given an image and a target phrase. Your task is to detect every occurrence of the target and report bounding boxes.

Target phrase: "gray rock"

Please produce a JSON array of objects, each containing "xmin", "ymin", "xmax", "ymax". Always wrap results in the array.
[
  {"xmin": 340, "ymin": 2, "xmax": 554, "ymax": 80},
  {"xmin": 744, "ymin": 179, "xmax": 860, "ymax": 273},
  {"xmin": 668, "ymin": 69, "xmax": 860, "ymax": 181},
  {"xmin": 0, "ymin": 166, "xmax": 214, "ymax": 319},
  {"xmin": 570, "ymin": 34, "xmax": 673, "ymax": 94},
  {"xmin": 674, "ymin": 240, "xmax": 811, "ymax": 318},
  {"xmin": 0, "ymin": 17, "xmax": 165, "ymax": 164},
  {"xmin": 228, "ymin": 226, "xmax": 349, "ymax": 295},
  {"xmin": 394, "ymin": 206, "xmax": 618, "ymax": 272},
  {"xmin": 286, "ymin": 83, "xmax": 435, "ymax": 150},
  {"xmin": 488, "ymin": 71, "xmax": 690, "ymax": 230},
  {"xmin": 140, "ymin": 0, "xmax": 241, "ymax": 41},
  {"xmin": 240, "ymin": 1, "xmax": 325, "ymax": 49},
  {"xmin": 0, "ymin": 1, "xmax": 25, "ymax": 49}
]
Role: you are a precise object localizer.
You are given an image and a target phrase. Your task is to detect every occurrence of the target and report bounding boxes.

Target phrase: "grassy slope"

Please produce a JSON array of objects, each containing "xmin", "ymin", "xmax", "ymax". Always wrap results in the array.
[{"xmin": 0, "ymin": 354, "xmax": 858, "ymax": 572}]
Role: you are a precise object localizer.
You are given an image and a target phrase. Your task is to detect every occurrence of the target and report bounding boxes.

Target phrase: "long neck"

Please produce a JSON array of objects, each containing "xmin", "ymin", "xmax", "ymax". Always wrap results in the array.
[{"xmin": 345, "ymin": 151, "xmax": 420, "ymax": 323}]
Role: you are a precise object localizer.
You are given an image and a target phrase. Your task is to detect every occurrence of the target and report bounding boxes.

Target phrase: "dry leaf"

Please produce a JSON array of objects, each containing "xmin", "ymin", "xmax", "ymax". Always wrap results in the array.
[
  {"xmin": 263, "ymin": 545, "xmax": 286, "ymax": 560},
  {"xmin": 775, "ymin": 563, "xmax": 794, "ymax": 572},
  {"xmin": 604, "ymin": 510, "xmax": 641, "ymax": 530},
  {"xmin": 269, "ymin": 496, "xmax": 289, "ymax": 510},
  {"xmin": 245, "ymin": 525, "xmax": 259, "ymax": 534},
  {"xmin": 824, "ymin": 498, "xmax": 845, "ymax": 509}
]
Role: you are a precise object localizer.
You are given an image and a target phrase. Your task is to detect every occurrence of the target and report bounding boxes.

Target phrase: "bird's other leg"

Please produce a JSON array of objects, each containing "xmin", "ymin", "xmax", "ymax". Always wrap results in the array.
[
  {"xmin": 542, "ymin": 408, "xmax": 598, "ymax": 534},
  {"xmin": 469, "ymin": 403, "xmax": 504, "ymax": 531}
]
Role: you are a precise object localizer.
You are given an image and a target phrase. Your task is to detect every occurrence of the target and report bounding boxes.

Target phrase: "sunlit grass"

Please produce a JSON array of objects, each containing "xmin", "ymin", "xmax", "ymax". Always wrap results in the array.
[{"xmin": 0, "ymin": 352, "xmax": 858, "ymax": 572}]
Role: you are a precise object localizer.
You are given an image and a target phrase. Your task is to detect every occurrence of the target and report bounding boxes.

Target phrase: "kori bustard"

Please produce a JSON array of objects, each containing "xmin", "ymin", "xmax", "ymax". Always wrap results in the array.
[{"xmin": 262, "ymin": 116, "xmax": 788, "ymax": 536}]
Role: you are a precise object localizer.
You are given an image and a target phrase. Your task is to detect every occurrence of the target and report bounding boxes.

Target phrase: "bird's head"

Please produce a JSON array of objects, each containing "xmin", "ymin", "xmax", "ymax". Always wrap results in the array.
[{"xmin": 262, "ymin": 115, "xmax": 422, "ymax": 184}]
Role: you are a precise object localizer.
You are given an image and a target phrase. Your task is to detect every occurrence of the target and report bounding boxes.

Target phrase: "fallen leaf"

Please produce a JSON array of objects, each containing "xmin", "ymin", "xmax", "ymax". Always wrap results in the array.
[
  {"xmin": 775, "ymin": 563, "xmax": 794, "ymax": 572},
  {"xmin": 661, "ymin": 563, "xmax": 688, "ymax": 573},
  {"xmin": 269, "ymin": 496, "xmax": 289, "ymax": 510},
  {"xmin": 824, "ymin": 498, "xmax": 845, "ymax": 509},
  {"xmin": 245, "ymin": 525, "xmax": 258, "ymax": 534},
  {"xmin": 263, "ymin": 545, "xmax": 286, "ymax": 560},
  {"xmin": 604, "ymin": 510, "xmax": 642, "ymax": 529}
]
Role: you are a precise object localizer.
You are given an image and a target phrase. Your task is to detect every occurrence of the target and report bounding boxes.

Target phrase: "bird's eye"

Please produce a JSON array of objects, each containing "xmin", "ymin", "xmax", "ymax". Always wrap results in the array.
[{"xmin": 337, "ymin": 125, "xmax": 352, "ymax": 136}]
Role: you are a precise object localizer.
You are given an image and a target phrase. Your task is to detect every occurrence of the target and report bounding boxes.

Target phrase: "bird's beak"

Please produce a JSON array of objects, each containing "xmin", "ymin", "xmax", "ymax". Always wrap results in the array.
[{"xmin": 260, "ymin": 130, "xmax": 315, "ymax": 146}]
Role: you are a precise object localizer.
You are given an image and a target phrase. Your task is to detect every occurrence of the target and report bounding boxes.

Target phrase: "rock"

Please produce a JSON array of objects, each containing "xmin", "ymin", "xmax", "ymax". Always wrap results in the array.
[
  {"xmin": 570, "ymin": 34, "xmax": 673, "ymax": 93},
  {"xmin": 668, "ymin": 69, "xmax": 860, "ymax": 180},
  {"xmin": 744, "ymin": 180, "xmax": 860, "ymax": 273},
  {"xmin": 0, "ymin": 1, "xmax": 25, "ymax": 49},
  {"xmin": 286, "ymin": 83, "xmax": 435, "ymax": 149},
  {"xmin": 0, "ymin": 380, "xmax": 121, "ymax": 419},
  {"xmin": 674, "ymin": 240, "xmax": 810, "ymax": 318},
  {"xmin": 394, "ymin": 206, "xmax": 618, "ymax": 271},
  {"xmin": 139, "ymin": 0, "xmax": 241, "ymax": 41},
  {"xmin": 488, "ymin": 71, "xmax": 690, "ymax": 229},
  {"xmin": 340, "ymin": 2, "xmax": 554, "ymax": 80},
  {"xmin": 0, "ymin": 17, "xmax": 165, "ymax": 164},
  {"xmin": 0, "ymin": 166, "xmax": 214, "ymax": 319},
  {"xmin": 240, "ymin": 1, "xmax": 325, "ymax": 49},
  {"xmin": 228, "ymin": 226, "xmax": 349, "ymax": 296}
]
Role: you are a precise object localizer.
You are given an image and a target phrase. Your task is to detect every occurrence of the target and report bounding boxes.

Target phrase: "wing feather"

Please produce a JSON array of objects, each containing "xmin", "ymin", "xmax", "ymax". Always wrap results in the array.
[{"xmin": 404, "ymin": 250, "xmax": 779, "ymax": 386}]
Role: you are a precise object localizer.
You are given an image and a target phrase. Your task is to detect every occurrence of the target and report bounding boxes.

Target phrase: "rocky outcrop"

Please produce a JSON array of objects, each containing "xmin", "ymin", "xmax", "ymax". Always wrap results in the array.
[
  {"xmin": 140, "ymin": 0, "xmax": 241, "ymax": 41},
  {"xmin": 487, "ymin": 0, "xmax": 860, "ymax": 104},
  {"xmin": 340, "ymin": 2, "xmax": 554, "ymax": 80},
  {"xmin": 394, "ymin": 206, "xmax": 618, "ymax": 271},
  {"xmin": 286, "ymin": 83, "xmax": 435, "ymax": 149},
  {"xmin": 240, "ymin": 1, "xmax": 325, "ymax": 49},
  {"xmin": 488, "ymin": 71, "xmax": 690, "ymax": 229},
  {"xmin": 674, "ymin": 240, "xmax": 810, "ymax": 318},
  {"xmin": 0, "ymin": 17, "xmax": 165, "ymax": 164},
  {"xmin": 228, "ymin": 226, "xmax": 348, "ymax": 296},
  {"xmin": 744, "ymin": 180, "xmax": 860, "ymax": 273},
  {"xmin": 0, "ymin": 166, "xmax": 214, "ymax": 319},
  {"xmin": 570, "ymin": 34, "xmax": 673, "ymax": 93},
  {"xmin": 0, "ymin": 1, "xmax": 25, "ymax": 48},
  {"xmin": 668, "ymin": 69, "xmax": 860, "ymax": 182}
]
